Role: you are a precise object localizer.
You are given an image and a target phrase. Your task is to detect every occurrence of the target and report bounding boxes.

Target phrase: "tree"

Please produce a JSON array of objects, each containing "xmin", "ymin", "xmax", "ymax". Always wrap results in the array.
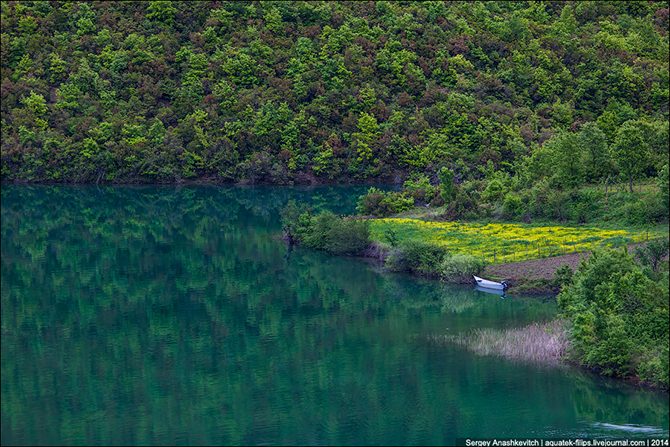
[
  {"xmin": 280, "ymin": 200, "xmax": 310, "ymax": 244},
  {"xmin": 353, "ymin": 112, "xmax": 380, "ymax": 167},
  {"xmin": 611, "ymin": 121, "xmax": 650, "ymax": 192},
  {"xmin": 21, "ymin": 91, "xmax": 47, "ymax": 116},
  {"xmin": 659, "ymin": 164, "xmax": 669, "ymax": 216},
  {"xmin": 1, "ymin": 1, "xmax": 668, "ymax": 189},
  {"xmin": 539, "ymin": 132, "xmax": 585, "ymax": 188},
  {"xmin": 438, "ymin": 167, "xmax": 455, "ymax": 202},
  {"xmin": 578, "ymin": 122, "xmax": 611, "ymax": 181},
  {"xmin": 635, "ymin": 239, "xmax": 669, "ymax": 274},
  {"xmin": 147, "ymin": 1, "xmax": 177, "ymax": 25}
]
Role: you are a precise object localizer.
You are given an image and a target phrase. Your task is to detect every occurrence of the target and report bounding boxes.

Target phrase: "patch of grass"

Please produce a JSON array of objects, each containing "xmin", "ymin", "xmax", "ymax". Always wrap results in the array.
[
  {"xmin": 369, "ymin": 218, "xmax": 661, "ymax": 264},
  {"xmin": 431, "ymin": 320, "xmax": 569, "ymax": 366}
]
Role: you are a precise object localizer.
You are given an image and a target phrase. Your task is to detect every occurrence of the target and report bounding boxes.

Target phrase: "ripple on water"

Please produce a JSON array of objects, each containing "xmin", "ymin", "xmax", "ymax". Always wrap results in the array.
[{"xmin": 590, "ymin": 422, "xmax": 668, "ymax": 434}]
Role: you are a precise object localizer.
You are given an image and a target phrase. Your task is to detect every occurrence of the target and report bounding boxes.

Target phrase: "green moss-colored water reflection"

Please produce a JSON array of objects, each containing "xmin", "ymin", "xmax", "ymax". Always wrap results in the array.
[{"xmin": 1, "ymin": 186, "xmax": 668, "ymax": 445}]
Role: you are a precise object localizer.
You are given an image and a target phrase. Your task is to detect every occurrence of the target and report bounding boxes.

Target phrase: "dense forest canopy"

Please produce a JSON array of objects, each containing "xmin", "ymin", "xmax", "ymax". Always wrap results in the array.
[{"xmin": 1, "ymin": 1, "xmax": 668, "ymax": 186}]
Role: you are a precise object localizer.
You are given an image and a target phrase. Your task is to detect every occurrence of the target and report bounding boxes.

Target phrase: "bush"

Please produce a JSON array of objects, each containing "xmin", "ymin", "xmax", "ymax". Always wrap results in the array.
[
  {"xmin": 280, "ymin": 200, "xmax": 311, "ymax": 241},
  {"xmin": 638, "ymin": 345, "xmax": 669, "ymax": 387},
  {"xmin": 325, "ymin": 217, "xmax": 371, "ymax": 255},
  {"xmin": 620, "ymin": 197, "xmax": 653, "ymax": 225},
  {"xmin": 558, "ymin": 248, "xmax": 669, "ymax": 388},
  {"xmin": 403, "ymin": 173, "xmax": 436, "ymax": 204},
  {"xmin": 568, "ymin": 188, "xmax": 603, "ymax": 223},
  {"xmin": 385, "ymin": 240, "xmax": 448, "ymax": 276},
  {"xmin": 298, "ymin": 211, "xmax": 370, "ymax": 255},
  {"xmin": 635, "ymin": 238, "xmax": 669, "ymax": 274},
  {"xmin": 356, "ymin": 187, "xmax": 414, "ymax": 217},
  {"xmin": 502, "ymin": 192, "xmax": 524, "ymax": 218},
  {"xmin": 440, "ymin": 254, "xmax": 486, "ymax": 283},
  {"xmin": 553, "ymin": 265, "xmax": 574, "ymax": 289}
]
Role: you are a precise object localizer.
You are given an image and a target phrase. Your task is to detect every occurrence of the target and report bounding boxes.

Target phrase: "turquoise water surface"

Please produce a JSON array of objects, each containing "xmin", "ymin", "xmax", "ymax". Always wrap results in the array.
[{"xmin": 1, "ymin": 185, "xmax": 668, "ymax": 445}]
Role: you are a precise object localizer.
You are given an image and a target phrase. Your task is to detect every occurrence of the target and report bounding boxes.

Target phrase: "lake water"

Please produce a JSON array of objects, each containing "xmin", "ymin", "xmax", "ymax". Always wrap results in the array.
[{"xmin": 1, "ymin": 185, "xmax": 668, "ymax": 445}]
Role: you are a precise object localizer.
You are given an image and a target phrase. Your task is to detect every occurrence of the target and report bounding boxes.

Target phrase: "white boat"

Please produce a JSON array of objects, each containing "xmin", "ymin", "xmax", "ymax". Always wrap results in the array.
[{"xmin": 473, "ymin": 275, "xmax": 508, "ymax": 291}]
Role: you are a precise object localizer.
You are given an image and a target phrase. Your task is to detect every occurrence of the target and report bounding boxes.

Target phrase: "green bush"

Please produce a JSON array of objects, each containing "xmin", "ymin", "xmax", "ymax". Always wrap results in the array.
[
  {"xmin": 502, "ymin": 192, "xmax": 524, "ymax": 218},
  {"xmin": 568, "ymin": 189, "xmax": 603, "ymax": 223},
  {"xmin": 440, "ymin": 254, "xmax": 486, "ymax": 283},
  {"xmin": 553, "ymin": 265, "xmax": 574, "ymax": 290},
  {"xmin": 558, "ymin": 248, "xmax": 669, "ymax": 388},
  {"xmin": 635, "ymin": 238, "xmax": 670, "ymax": 275},
  {"xmin": 638, "ymin": 345, "xmax": 669, "ymax": 387},
  {"xmin": 297, "ymin": 211, "xmax": 370, "ymax": 255},
  {"xmin": 619, "ymin": 197, "xmax": 653, "ymax": 225},
  {"xmin": 325, "ymin": 217, "xmax": 371, "ymax": 255},
  {"xmin": 356, "ymin": 187, "xmax": 414, "ymax": 217},
  {"xmin": 385, "ymin": 240, "xmax": 448, "ymax": 276},
  {"xmin": 280, "ymin": 200, "xmax": 311, "ymax": 241},
  {"xmin": 403, "ymin": 173, "xmax": 436, "ymax": 204}
]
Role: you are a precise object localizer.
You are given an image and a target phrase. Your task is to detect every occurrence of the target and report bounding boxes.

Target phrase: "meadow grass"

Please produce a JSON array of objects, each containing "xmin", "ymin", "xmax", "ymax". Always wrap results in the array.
[{"xmin": 369, "ymin": 218, "xmax": 664, "ymax": 264}]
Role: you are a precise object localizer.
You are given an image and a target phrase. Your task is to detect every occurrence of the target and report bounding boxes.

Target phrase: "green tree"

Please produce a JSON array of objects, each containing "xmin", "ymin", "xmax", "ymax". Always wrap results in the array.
[
  {"xmin": 147, "ymin": 1, "xmax": 177, "ymax": 25},
  {"xmin": 543, "ymin": 132, "xmax": 585, "ymax": 188},
  {"xmin": 578, "ymin": 122, "xmax": 611, "ymax": 181},
  {"xmin": 611, "ymin": 121, "xmax": 650, "ymax": 193},
  {"xmin": 558, "ymin": 249, "xmax": 669, "ymax": 386},
  {"xmin": 659, "ymin": 164, "xmax": 669, "ymax": 216},
  {"xmin": 21, "ymin": 91, "xmax": 47, "ymax": 116},
  {"xmin": 353, "ymin": 112, "xmax": 380, "ymax": 166},
  {"xmin": 438, "ymin": 167, "xmax": 455, "ymax": 202}
]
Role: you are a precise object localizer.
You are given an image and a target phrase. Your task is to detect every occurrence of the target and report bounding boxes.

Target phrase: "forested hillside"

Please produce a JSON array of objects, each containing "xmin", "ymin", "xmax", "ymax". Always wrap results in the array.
[{"xmin": 1, "ymin": 1, "xmax": 668, "ymax": 188}]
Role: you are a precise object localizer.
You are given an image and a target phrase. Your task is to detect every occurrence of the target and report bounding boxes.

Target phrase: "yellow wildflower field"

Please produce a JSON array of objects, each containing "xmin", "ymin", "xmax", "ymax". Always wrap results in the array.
[{"xmin": 369, "ymin": 218, "xmax": 654, "ymax": 264}]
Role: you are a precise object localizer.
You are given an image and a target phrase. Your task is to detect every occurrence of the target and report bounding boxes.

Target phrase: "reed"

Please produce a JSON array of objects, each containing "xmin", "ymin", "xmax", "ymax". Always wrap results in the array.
[{"xmin": 431, "ymin": 319, "xmax": 569, "ymax": 366}]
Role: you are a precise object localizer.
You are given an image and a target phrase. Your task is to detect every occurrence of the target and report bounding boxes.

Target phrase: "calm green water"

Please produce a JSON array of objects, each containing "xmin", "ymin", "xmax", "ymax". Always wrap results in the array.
[{"xmin": 1, "ymin": 185, "xmax": 668, "ymax": 445}]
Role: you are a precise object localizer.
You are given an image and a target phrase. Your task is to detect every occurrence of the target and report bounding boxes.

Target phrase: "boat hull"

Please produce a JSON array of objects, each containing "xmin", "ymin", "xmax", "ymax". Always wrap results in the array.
[{"xmin": 473, "ymin": 275, "xmax": 507, "ymax": 290}]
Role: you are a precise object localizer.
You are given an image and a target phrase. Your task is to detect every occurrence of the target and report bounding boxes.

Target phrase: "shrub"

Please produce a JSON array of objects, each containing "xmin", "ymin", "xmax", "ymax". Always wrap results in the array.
[
  {"xmin": 325, "ymin": 217, "xmax": 370, "ymax": 255},
  {"xmin": 553, "ymin": 265, "xmax": 574, "ymax": 289},
  {"xmin": 356, "ymin": 187, "xmax": 414, "ymax": 217},
  {"xmin": 558, "ymin": 248, "xmax": 669, "ymax": 388},
  {"xmin": 638, "ymin": 345, "xmax": 669, "ymax": 387},
  {"xmin": 568, "ymin": 188, "xmax": 603, "ymax": 223},
  {"xmin": 621, "ymin": 197, "xmax": 652, "ymax": 225},
  {"xmin": 502, "ymin": 192, "xmax": 524, "ymax": 218},
  {"xmin": 440, "ymin": 254, "xmax": 486, "ymax": 283},
  {"xmin": 280, "ymin": 200, "xmax": 311, "ymax": 242},
  {"xmin": 298, "ymin": 211, "xmax": 370, "ymax": 255},
  {"xmin": 635, "ymin": 238, "xmax": 669, "ymax": 274},
  {"xmin": 385, "ymin": 240, "xmax": 448, "ymax": 276},
  {"xmin": 403, "ymin": 173, "xmax": 436, "ymax": 204}
]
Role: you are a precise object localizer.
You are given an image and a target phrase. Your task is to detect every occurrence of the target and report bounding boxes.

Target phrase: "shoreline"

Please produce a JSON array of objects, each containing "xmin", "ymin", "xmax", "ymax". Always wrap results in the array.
[
  {"xmin": 430, "ymin": 319, "xmax": 669, "ymax": 392},
  {"xmin": 349, "ymin": 240, "xmax": 578, "ymax": 296},
  {"xmin": 0, "ymin": 176, "xmax": 402, "ymax": 187}
]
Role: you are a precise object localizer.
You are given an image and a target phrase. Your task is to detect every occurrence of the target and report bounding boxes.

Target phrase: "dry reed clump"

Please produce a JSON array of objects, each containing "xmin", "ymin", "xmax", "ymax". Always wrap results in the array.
[{"xmin": 431, "ymin": 319, "xmax": 569, "ymax": 366}]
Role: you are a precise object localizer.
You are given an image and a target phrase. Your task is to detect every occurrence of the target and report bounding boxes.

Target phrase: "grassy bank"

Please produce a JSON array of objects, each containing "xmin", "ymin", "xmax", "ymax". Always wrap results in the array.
[
  {"xmin": 368, "ymin": 218, "xmax": 664, "ymax": 264},
  {"xmin": 365, "ymin": 217, "xmax": 667, "ymax": 294},
  {"xmin": 284, "ymin": 202, "xmax": 667, "ymax": 292}
]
